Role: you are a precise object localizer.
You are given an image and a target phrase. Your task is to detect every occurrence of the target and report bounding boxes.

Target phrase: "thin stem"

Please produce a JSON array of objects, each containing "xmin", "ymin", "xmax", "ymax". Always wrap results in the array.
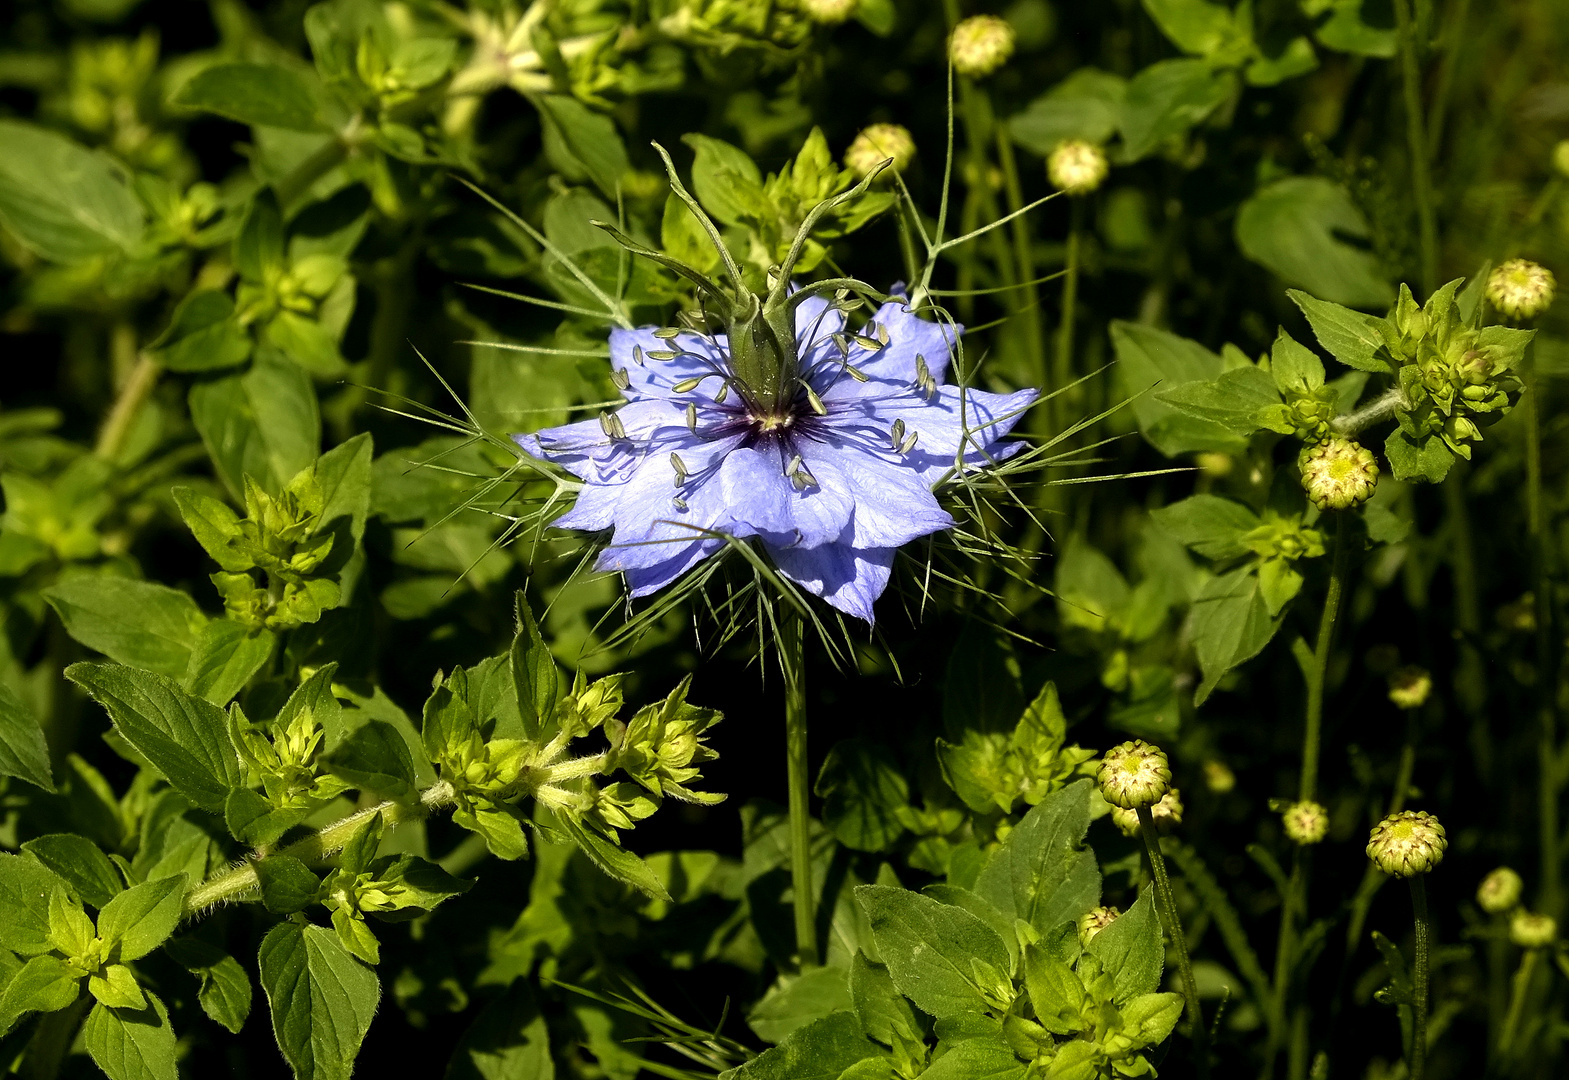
[
  {"xmin": 1053, "ymin": 198, "xmax": 1083, "ymax": 440},
  {"xmin": 1524, "ymin": 348, "xmax": 1560, "ymax": 917},
  {"xmin": 782, "ymin": 612, "xmax": 815, "ymax": 968},
  {"xmin": 1331, "ymin": 387, "xmax": 1404, "ymax": 436},
  {"xmin": 274, "ymin": 129, "xmax": 355, "ymax": 208},
  {"xmin": 1392, "ymin": 0, "xmax": 1438, "ymax": 296},
  {"xmin": 1137, "ymin": 805, "xmax": 1208, "ymax": 1079},
  {"xmin": 183, "ymin": 781, "xmax": 455, "ymax": 917},
  {"xmin": 1265, "ymin": 853, "xmax": 1303, "ymax": 1079},
  {"xmin": 1408, "ymin": 876, "xmax": 1432, "ymax": 1080},
  {"xmin": 1498, "ymin": 948, "xmax": 1539, "ymax": 1058},
  {"xmin": 96, "ymin": 353, "xmax": 162, "ymax": 461},
  {"xmin": 1424, "ymin": 0, "xmax": 1472, "ymax": 166},
  {"xmin": 1301, "ymin": 514, "xmax": 1349, "ymax": 804},
  {"xmin": 995, "ymin": 124, "xmax": 1046, "ymax": 393}
]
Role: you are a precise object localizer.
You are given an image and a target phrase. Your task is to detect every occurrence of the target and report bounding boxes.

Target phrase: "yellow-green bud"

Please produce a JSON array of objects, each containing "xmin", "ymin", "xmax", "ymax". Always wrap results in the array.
[
  {"xmin": 1366, "ymin": 810, "xmax": 1447, "ymax": 877},
  {"xmin": 1097, "ymin": 740, "xmax": 1171, "ymax": 810},
  {"xmin": 1203, "ymin": 759, "xmax": 1236, "ymax": 793},
  {"xmin": 1111, "ymin": 789, "xmax": 1184, "ymax": 837},
  {"xmin": 1486, "ymin": 259, "xmax": 1556, "ymax": 320},
  {"xmin": 1282, "ymin": 800, "xmax": 1329, "ymax": 845},
  {"xmin": 1047, "ymin": 140, "xmax": 1108, "ymax": 195},
  {"xmin": 1387, "ymin": 666, "xmax": 1433, "ymax": 711},
  {"xmin": 949, "ymin": 15, "xmax": 1015, "ymax": 77},
  {"xmin": 1299, "ymin": 437, "xmax": 1379, "ymax": 511},
  {"xmin": 1510, "ymin": 909, "xmax": 1557, "ymax": 949},
  {"xmin": 1554, "ymin": 140, "xmax": 1569, "ymax": 180},
  {"xmin": 1195, "ymin": 452, "xmax": 1234, "ymax": 477},
  {"xmin": 844, "ymin": 123, "xmax": 916, "ymax": 178},
  {"xmin": 801, "ymin": 0, "xmax": 857, "ymax": 24},
  {"xmin": 1077, "ymin": 905, "xmax": 1120, "ymax": 946},
  {"xmin": 1477, "ymin": 867, "xmax": 1524, "ymax": 914}
]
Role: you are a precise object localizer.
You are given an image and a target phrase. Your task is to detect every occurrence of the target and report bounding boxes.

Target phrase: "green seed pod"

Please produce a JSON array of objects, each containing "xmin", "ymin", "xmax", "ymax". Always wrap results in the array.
[
  {"xmin": 1366, "ymin": 810, "xmax": 1447, "ymax": 877},
  {"xmin": 1097, "ymin": 740, "xmax": 1172, "ymax": 810}
]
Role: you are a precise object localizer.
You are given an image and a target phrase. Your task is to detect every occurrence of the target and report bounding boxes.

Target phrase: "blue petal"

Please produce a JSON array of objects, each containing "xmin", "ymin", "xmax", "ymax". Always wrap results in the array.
[
  {"xmin": 850, "ymin": 299, "xmax": 963, "ymax": 383},
  {"xmin": 768, "ymin": 542, "xmax": 895, "ymax": 624},
  {"xmin": 825, "ymin": 384, "xmax": 1038, "ymax": 458},
  {"xmin": 716, "ymin": 442, "xmax": 855, "ymax": 549},
  {"xmin": 797, "ymin": 438, "xmax": 954, "ymax": 548},
  {"xmin": 613, "ymin": 327, "xmax": 733, "ymax": 403},
  {"xmin": 623, "ymin": 539, "xmax": 726, "ymax": 597}
]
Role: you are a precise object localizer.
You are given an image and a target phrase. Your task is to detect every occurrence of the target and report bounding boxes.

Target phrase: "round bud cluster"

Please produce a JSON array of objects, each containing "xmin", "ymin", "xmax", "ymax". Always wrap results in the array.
[
  {"xmin": 1097, "ymin": 740, "xmax": 1172, "ymax": 810},
  {"xmin": 1365, "ymin": 810, "xmax": 1447, "ymax": 877},
  {"xmin": 844, "ymin": 123, "xmax": 916, "ymax": 178},
  {"xmin": 801, "ymin": 0, "xmax": 857, "ymax": 23},
  {"xmin": 1282, "ymin": 800, "xmax": 1329, "ymax": 846},
  {"xmin": 1111, "ymin": 790, "xmax": 1184, "ymax": 837},
  {"xmin": 1387, "ymin": 666, "xmax": 1433, "ymax": 710},
  {"xmin": 1203, "ymin": 759, "xmax": 1236, "ymax": 794},
  {"xmin": 1299, "ymin": 437, "xmax": 1379, "ymax": 511},
  {"xmin": 1047, "ymin": 140, "xmax": 1108, "ymax": 195},
  {"xmin": 949, "ymin": 15, "xmax": 1015, "ymax": 78},
  {"xmin": 1555, "ymin": 140, "xmax": 1569, "ymax": 180},
  {"xmin": 1510, "ymin": 910, "xmax": 1557, "ymax": 949},
  {"xmin": 1077, "ymin": 905, "xmax": 1120, "ymax": 946},
  {"xmin": 1486, "ymin": 259, "xmax": 1556, "ymax": 321},
  {"xmin": 1477, "ymin": 867, "xmax": 1524, "ymax": 915}
]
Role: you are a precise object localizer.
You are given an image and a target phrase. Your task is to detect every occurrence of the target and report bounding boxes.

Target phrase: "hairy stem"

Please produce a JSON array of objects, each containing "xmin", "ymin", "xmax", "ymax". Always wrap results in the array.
[
  {"xmin": 1137, "ymin": 806, "xmax": 1208, "ymax": 1078},
  {"xmin": 1302, "ymin": 514, "xmax": 1349, "ymax": 803},
  {"xmin": 1332, "ymin": 387, "xmax": 1404, "ymax": 436},
  {"xmin": 96, "ymin": 352, "xmax": 162, "ymax": 461},
  {"xmin": 1053, "ymin": 198, "xmax": 1083, "ymax": 441},
  {"xmin": 782, "ymin": 613, "xmax": 816, "ymax": 968},
  {"xmin": 183, "ymin": 781, "xmax": 455, "ymax": 917},
  {"xmin": 1392, "ymin": 0, "xmax": 1437, "ymax": 296},
  {"xmin": 1498, "ymin": 947, "xmax": 1539, "ymax": 1058},
  {"xmin": 274, "ymin": 127, "xmax": 355, "ymax": 209},
  {"xmin": 1408, "ymin": 876, "xmax": 1432, "ymax": 1080},
  {"xmin": 1523, "ymin": 349, "xmax": 1560, "ymax": 917}
]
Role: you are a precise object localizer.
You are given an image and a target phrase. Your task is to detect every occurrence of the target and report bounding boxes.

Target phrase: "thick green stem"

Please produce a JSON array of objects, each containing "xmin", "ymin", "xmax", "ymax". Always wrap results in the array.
[
  {"xmin": 1053, "ymin": 199, "xmax": 1083, "ymax": 441},
  {"xmin": 995, "ymin": 126, "xmax": 1045, "ymax": 391},
  {"xmin": 1137, "ymin": 806, "xmax": 1208, "ymax": 1078},
  {"xmin": 1408, "ymin": 876, "xmax": 1432, "ymax": 1080},
  {"xmin": 1499, "ymin": 948, "xmax": 1539, "ymax": 1058},
  {"xmin": 96, "ymin": 352, "xmax": 162, "ymax": 461},
  {"xmin": 183, "ymin": 781, "xmax": 455, "ymax": 917},
  {"xmin": 274, "ymin": 130, "xmax": 354, "ymax": 208},
  {"xmin": 1265, "ymin": 853, "xmax": 1303, "ymax": 1079},
  {"xmin": 1392, "ymin": 0, "xmax": 1437, "ymax": 296},
  {"xmin": 782, "ymin": 613, "xmax": 815, "ymax": 968},
  {"xmin": 1524, "ymin": 353, "xmax": 1560, "ymax": 917},
  {"xmin": 1301, "ymin": 514, "xmax": 1349, "ymax": 804}
]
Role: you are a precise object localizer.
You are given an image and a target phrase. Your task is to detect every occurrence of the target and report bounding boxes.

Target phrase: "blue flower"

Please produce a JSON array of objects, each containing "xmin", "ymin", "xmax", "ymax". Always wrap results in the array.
[{"xmin": 515, "ymin": 291, "xmax": 1037, "ymax": 623}]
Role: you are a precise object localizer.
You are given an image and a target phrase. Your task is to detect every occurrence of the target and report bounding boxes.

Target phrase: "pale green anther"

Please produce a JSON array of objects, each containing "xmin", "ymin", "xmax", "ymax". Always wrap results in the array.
[
  {"xmin": 670, "ymin": 452, "xmax": 688, "ymax": 484},
  {"xmin": 599, "ymin": 411, "xmax": 625, "ymax": 440},
  {"xmin": 715, "ymin": 382, "xmax": 730, "ymax": 404},
  {"xmin": 653, "ymin": 327, "xmax": 682, "ymax": 339},
  {"xmin": 632, "ymin": 344, "xmax": 645, "ymax": 366},
  {"xmin": 805, "ymin": 385, "xmax": 827, "ymax": 414},
  {"xmin": 786, "ymin": 453, "xmax": 804, "ymax": 476},
  {"xmin": 899, "ymin": 430, "xmax": 919, "ymax": 454},
  {"xmin": 876, "ymin": 322, "xmax": 890, "ymax": 345},
  {"xmin": 611, "ymin": 368, "xmax": 630, "ymax": 391},
  {"xmin": 853, "ymin": 334, "xmax": 882, "ymax": 351},
  {"xmin": 845, "ymin": 364, "xmax": 869, "ymax": 382},
  {"xmin": 685, "ymin": 403, "xmax": 698, "ymax": 432},
  {"xmin": 673, "ymin": 376, "xmax": 704, "ymax": 393},
  {"xmin": 890, "ymin": 418, "xmax": 906, "ymax": 445},
  {"xmin": 647, "ymin": 350, "xmax": 679, "ymax": 361},
  {"xmin": 672, "ymin": 495, "xmax": 688, "ymax": 511},
  {"xmin": 915, "ymin": 354, "xmax": 931, "ymax": 383}
]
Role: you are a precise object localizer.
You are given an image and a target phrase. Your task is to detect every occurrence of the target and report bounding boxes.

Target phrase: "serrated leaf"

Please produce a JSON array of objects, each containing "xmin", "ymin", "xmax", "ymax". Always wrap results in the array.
[
  {"xmin": 0, "ymin": 120, "xmax": 144, "ymax": 262},
  {"xmin": 254, "ymin": 857, "xmax": 322, "ymax": 915},
  {"xmin": 98, "ymin": 876, "xmax": 186, "ymax": 961},
  {"xmin": 173, "ymin": 63, "xmax": 325, "ymax": 132},
  {"xmin": 164, "ymin": 937, "xmax": 252, "ymax": 1034},
  {"xmin": 1190, "ymin": 568, "xmax": 1282, "ymax": 704},
  {"xmin": 189, "ymin": 350, "xmax": 321, "ymax": 499},
  {"xmin": 556, "ymin": 814, "xmax": 670, "ymax": 901},
  {"xmin": 184, "ymin": 619, "xmax": 274, "ymax": 705},
  {"xmin": 0, "ymin": 853, "xmax": 69, "ymax": 956},
  {"xmin": 511, "ymin": 593, "xmax": 558, "ymax": 741},
  {"xmin": 44, "ymin": 577, "xmax": 207, "ymax": 678},
  {"xmin": 22, "ymin": 835, "xmax": 122, "ymax": 908},
  {"xmin": 730, "ymin": 1010, "xmax": 880, "ymax": 1080},
  {"xmin": 1111, "ymin": 321, "xmax": 1244, "ymax": 457},
  {"xmin": 1288, "ymin": 290, "xmax": 1392, "ymax": 373},
  {"xmin": 856, "ymin": 884, "xmax": 1011, "ymax": 1018},
  {"xmin": 150, "ymin": 290, "xmax": 252, "ymax": 373},
  {"xmin": 0, "ymin": 681, "xmax": 55, "ymax": 792},
  {"xmin": 447, "ymin": 982, "xmax": 554, "ymax": 1080},
  {"xmin": 816, "ymin": 739, "xmax": 910, "ymax": 852},
  {"xmin": 1384, "ymin": 428, "xmax": 1454, "ymax": 483},
  {"xmin": 1087, "ymin": 886, "xmax": 1164, "ymax": 1004},
  {"xmin": 325, "ymin": 719, "xmax": 416, "ymax": 797},
  {"xmin": 82, "ymin": 993, "xmax": 177, "ymax": 1080},
  {"xmin": 259, "ymin": 923, "xmax": 379, "ymax": 1080},
  {"xmin": 1237, "ymin": 177, "xmax": 1392, "ymax": 308},
  {"xmin": 1150, "ymin": 495, "xmax": 1262, "ymax": 561},
  {"xmin": 917, "ymin": 1036, "xmax": 1026, "ymax": 1080},
  {"xmin": 0, "ymin": 954, "xmax": 80, "ymax": 1029},
  {"xmin": 974, "ymin": 780, "xmax": 1101, "ymax": 933}
]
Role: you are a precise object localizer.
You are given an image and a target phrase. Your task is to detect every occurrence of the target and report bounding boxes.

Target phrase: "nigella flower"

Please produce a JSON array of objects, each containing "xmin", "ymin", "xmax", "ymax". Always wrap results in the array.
[{"xmin": 514, "ymin": 290, "xmax": 1036, "ymax": 623}]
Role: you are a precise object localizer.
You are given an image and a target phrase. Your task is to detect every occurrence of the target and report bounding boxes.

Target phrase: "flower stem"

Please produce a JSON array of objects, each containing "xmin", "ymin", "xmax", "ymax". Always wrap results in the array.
[
  {"xmin": 1301, "ymin": 513, "xmax": 1349, "ymax": 804},
  {"xmin": 1408, "ymin": 876, "xmax": 1433, "ymax": 1080},
  {"xmin": 182, "ymin": 781, "xmax": 455, "ymax": 918},
  {"xmin": 782, "ymin": 612, "xmax": 816, "ymax": 968},
  {"xmin": 994, "ymin": 125, "xmax": 1045, "ymax": 390},
  {"xmin": 1136, "ymin": 805, "xmax": 1208, "ymax": 1078},
  {"xmin": 95, "ymin": 352, "xmax": 162, "ymax": 462},
  {"xmin": 1498, "ymin": 948, "xmax": 1539, "ymax": 1059},
  {"xmin": 274, "ymin": 127, "xmax": 355, "ymax": 209},
  {"xmin": 1523, "ymin": 348, "xmax": 1561, "ymax": 917},
  {"xmin": 1052, "ymin": 198, "xmax": 1083, "ymax": 440},
  {"xmin": 1392, "ymin": 0, "xmax": 1437, "ymax": 296}
]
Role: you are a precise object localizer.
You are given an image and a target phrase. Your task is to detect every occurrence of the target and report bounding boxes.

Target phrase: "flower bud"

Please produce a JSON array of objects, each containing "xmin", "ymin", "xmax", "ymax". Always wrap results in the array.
[
  {"xmin": 1555, "ymin": 140, "xmax": 1569, "ymax": 180},
  {"xmin": 844, "ymin": 123, "xmax": 916, "ymax": 178},
  {"xmin": 1366, "ymin": 810, "xmax": 1447, "ymax": 877},
  {"xmin": 1486, "ymin": 259, "xmax": 1556, "ymax": 320},
  {"xmin": 1477, "ymin": 867, "xmax": 1524, "ymax": 915},
  {"xmin": 1047, "ymin": 139, "xmax": 1108, "ymax": 195},
  {"xmin": 949, "ymin": 15, "xmax": 1015, "ymax": 78},
  {"xmin": 1282, "ymin": 800, "xmax": 1329, "ymax": 846},
  {"xmin": 1387, "ymin": 666, "xmax": 1433, "ymax": 711},
  {"xmin": 1510, "ymin": 909, "xmax": 1557, "ymax": 949},
  {"xmin": 1299, "ymin": 437, "xmax": 1379, "ymax": 511},
  {"xmin": 1203, "ymin": 759, "xmax": 1236, "ymax": 794},
  {"xmin": 1077, "ymin": 905, "xmax": 1120, "ymax": 946},
  {"xmin": 1111, "ymin": 789, "xmax": 1184, "ymax": 837},
  {"xmin": 801, "ymin": 0, "xmax": 857, "ymax": 24},
  {"xmin": 1097, "ymin": 740, "xmax": 1171, "ymax": 810}
]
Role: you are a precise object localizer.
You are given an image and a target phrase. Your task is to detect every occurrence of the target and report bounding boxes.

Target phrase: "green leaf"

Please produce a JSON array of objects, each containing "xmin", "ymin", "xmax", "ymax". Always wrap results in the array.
[
  {"xmin": 150, "ymin": 290, "xmax": 252, "ymax": 373},
  {"xmin": 0, "ymin": 680, "xmax": 56, "ymax": 792},
  {"xmin": 1190, "ymin": 568, "xmax": 1282, "ymax": 704},
  {"xmin": 89, "ymin": 964, "xmax": 147, "ymax": 1010},
  {"xmin": 1384, "ymin": 428, "xmax": 1454, "ymax": 484},
  {"xmin": 1270, "ymin": 329, "xmax": 1327, "ymax": 394},
  {"xmin": 1245, "ymin": 37, "xmax": 1319, "ymax": 86},
  {"xmin": 98, "ymin": 876, "xmax": 186, "ymax": 961},
  {"xmin": 556, "ymin": 814, "xmax": 671, "ymax": 901},
  {"xmin": 173, "ymin": 63, "xmax": 325, "ymax": 132},
  {"xmin": 1150, "ymin": 495, "xmax": 1262, "ymax": 560},
  {"xmin": 1122, "ymin": 991, "xmax": 1185, "ymax": 1048},
  {"xmin": 225, "ymin": 787, "xmax": 309, "ymax": 848},
  {"xmin": 682, "ymin": 134, "xmax": 767, "ymax": 226},
  {"xmin": 255, "ymin": 856, "xmax": 322, "ymax": 915},
  {"xmin": 189, "ymin": 349, "xmax": 321, "ymax": 499},
  {"xmin": 313, "ymin": 432, "xmax": 375, "ymax": 548},
  {"xmin": 184, "ymin": 619, "xmax": 275, "ymax": 705},
  {"xmin": 1141, "ymin": 0, "xmax": 1239, "ymax": 56},
  {"xmin": 265, "ymin": 311, "xmax": 348, "ymax": 377},
  {"xmin": 82, "ymin": 994, "xmax": 178, "ymax": 1080},
  {"xmin": 1288, "ymin": 290, "xmax": 1391, "ymax": 372},
  {"xmin": 748, "ymin": 967, "xmax": 853, "ymax": 1044},
  {"xmin": 1087, "ymin": 887, "xmax": 1164, "ymax": 1003},
  {"xmin": 44, "ymin": 576, "xmax": 208, "ymax": 678},
  {"xmin": 1023, "ymin": 944, "xmax": 1086, "ymax": 1035},
  {"xmin": 853, "ymin": 0, "xmax": 896, "ymax": 34},
  {"xmin": 1314, "ymin": 0, "xmax": 1396, "ymax": 58},
  {"xmin": 164, "ymin": 937, "xmax": 252, "ymax": 1034},
  {"xmin": 918, "ymin": 1037, "xmax": 1027, "ymax": 1080},
  {"xmin": 850, "ymin": 952, "xmax": 921, "ymax": 1048},
  {"xmin": 363, "ymin": 854, "xmax": 472, "ymax": 920},
  {"xmin": 1156, "ymin": 365, "xmax": 1282, "ymax": 435},
  {"xmin": 66, "ymin": 662, "xmax": 243, "ymax": 812},
  {"xmin": 1008, "ymin": 69, "xmax": 1126, "ymax": 154},
  {"xmin": 510, "ymin": 594, "xmax": 558, "ymax": 742},
  {"xmin": 973, "ymin": 780, "xmax": 1100, "ymax": 934},
  {"xmin": 326, "ymin": 719, "xmax": 416, "ymax": 797},
  {"xmin": 258, "ymin": 922, "xmax": 380, "ymax": 1080},
  {"xmin": 1119, "ymin": 59, "xmax": 1234, "ymax": 162},
  {"xmin": 731, "ymin": 1010, "xmax": 881, "ymax": 1080},
  {"xmin": 0, "ymin": 856, "xmax": 70, "ymax": 957},
  {"xmin": 22, "ymin": 836, "xmax": 122, "ymax": 908},
  {"xmin": 1110, "ymin": 321, "xmax": 1244, "ymax": 456},
  {"xmin": 447, "ymin": 982, "xmax": 555, "ymax": 1080},
  {"xmin": 236, "ymin": 192, "xmax": 286, "ymax": 283},
  {"xmin": 536, "ymin": 96, "xmax": 630, "ymax": 201},
  {"xmin": 856, "ymin": 884, "xmax": 1012, "ymax": 1017},
  {"xmin": 1236, "ymin": 177, "xmax": 1393, "ymax": 309},
  {"xmin": 816, "ymin": 739, "xmax": 910, "ymax": 852},
  {"xmin": 0, "ymin": 955, "xmax": 81, "ymax": 1026},
  {"xmin": 0, "ymin": 120, "xmax": 144, "ymax": 262}
]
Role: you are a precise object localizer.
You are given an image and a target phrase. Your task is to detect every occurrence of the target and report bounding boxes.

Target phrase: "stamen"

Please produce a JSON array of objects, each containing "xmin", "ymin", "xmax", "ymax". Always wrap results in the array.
[
  {"xmin": 673, "ymin": 376, "xmax": 704, "ymax": 393},
  {"xmin": 804, "ymin": 385, "xmax": 827, "ymax": 415},
  {"xmin": 611, "ymin": 368, "xmax": 630, "ymax": 391},
  {"xmin": 653, "ymin": 327, "xmax": 682, "ymax": 340},
  {"xmin": 599, "ymin": 411, "xmax": 626, "ymax": 440},
  {"xmin": 786, "ymin": 453, "xmax": 803, "ymax": 476},
  {"xmin": 890, "ymin": 419, "xmax": 905, "ymax": 446},
  {"xmin": 685, "ymin": 403, "xmax": 698, "ymax": 433},
  {"xmin": 845, "ymin": 365, "xmax": 869, "ymax": 383},
  {"xmin": 671, "ymin": 452, "xmax": 688, "ymax": 485},
  {"xmin": 715, "ymin": 382, "xmax": 730, "ymax": 404},
  {"xmin": 853, "ymin": 333, "xmax": 882, "ymax": 352},
  {"xmin": 672, "ymin": 496, "xmax": 688, "ymax": 511},
  {"xmin": 899, "ymin": 430, "xmax": 919, "ymax": 454},
  {"xmin": 876, "ymin": 322, "xmax": 891, "ymax": 346},
  {"xmin": 790, "ymin": 463, "xmax": 818, "ymax": 490},
  {"xmin": 632, "ymin": 344, "xmax": 645, "ymax": 366},
  {"xmin": 647, "ymin": 350, "xmax": 679, "ymax": 361}
]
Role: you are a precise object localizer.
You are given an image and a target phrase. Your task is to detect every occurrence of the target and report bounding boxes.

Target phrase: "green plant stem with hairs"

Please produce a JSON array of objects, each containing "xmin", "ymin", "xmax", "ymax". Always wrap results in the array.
[
  {"xmin": 96, "ymin": 352, "xmax": 162, "ymax": 461},
  {"xmin": 1392, "ymin": 0, "xmax": 1437, "ymax": 296},
  {"xmin": 1499, "ymin": 948, "xmax": 1540, "ymax": 1060},
  {"xmin": 1523, "ymin": 347, "xmax": 1560, "ymax": 917},
  {"xmin": 1136, "ymin": 805, "xmax": 1208, "ymax": 1080},
  {"xmin": 782, "ymin": 612, "xmax": 816, "ymax": 968},
  {"xmin": 994, "ymin": 125, "xmax": 1047, "ymax": 400},
  {"xmin": 1053, "ymin": 197, "xmax": 1084, "ymax": 441},
  {"xmin": 1409, "ymin": 876, "xmax": 1433, "ymax": 1080}
]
